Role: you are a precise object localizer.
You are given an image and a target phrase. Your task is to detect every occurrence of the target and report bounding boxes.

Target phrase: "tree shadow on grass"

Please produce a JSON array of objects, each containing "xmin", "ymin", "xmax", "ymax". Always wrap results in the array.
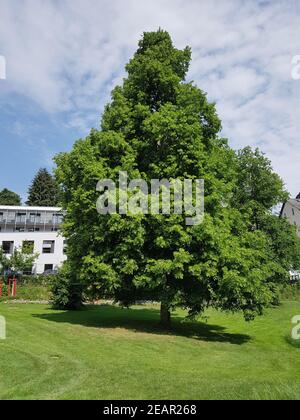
[
  {"xmin": 285, "ymin": 335, "xmax": 300, "ymax": 349},
  {"xmin": 33, "ymin": 304, "xmax": 250, "ymax": 345}
]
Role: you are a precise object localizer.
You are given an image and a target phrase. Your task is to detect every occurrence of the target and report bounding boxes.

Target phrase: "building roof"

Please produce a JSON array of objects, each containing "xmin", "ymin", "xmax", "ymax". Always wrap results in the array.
[
  {"xmin": 287, "ymin": 199, "xmax": 300, "ymax": 210},
  {"xmin": 280, "ymin": 198, "xmax": 300, "ymax": 217},
  {"xmin": 0, "ymin": 205, "xmax": 62, "ymax": 212}
]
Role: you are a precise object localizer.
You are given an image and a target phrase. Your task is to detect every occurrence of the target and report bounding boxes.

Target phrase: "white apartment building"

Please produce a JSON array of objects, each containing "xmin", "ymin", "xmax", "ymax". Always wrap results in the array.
[
  {"xmin": 0, "ymin": 205, "xmax": 67, "ymax": 274},
  {"xmin": 280, "ymin": 193, "xmax": 300, "ymax": 237}
]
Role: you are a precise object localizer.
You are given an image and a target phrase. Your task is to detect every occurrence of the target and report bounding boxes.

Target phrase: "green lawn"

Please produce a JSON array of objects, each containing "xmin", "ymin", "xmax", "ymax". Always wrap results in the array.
[{"xmin": 0, "ymin": 301, "xmax": 300, "ymax": 400}]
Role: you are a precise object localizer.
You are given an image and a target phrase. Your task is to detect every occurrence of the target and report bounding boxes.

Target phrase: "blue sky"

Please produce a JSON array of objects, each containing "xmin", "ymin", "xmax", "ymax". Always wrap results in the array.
[{"xmin": 0, "ymin": 0, "xmax": 300, "ymax": 201}]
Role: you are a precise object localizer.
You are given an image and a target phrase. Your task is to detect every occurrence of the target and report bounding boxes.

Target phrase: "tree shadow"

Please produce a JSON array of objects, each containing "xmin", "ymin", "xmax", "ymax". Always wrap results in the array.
[
  {"xmin": 33, "ymin": 304, "xmax": 250, "ymax": 345},
  {"xmin": 285, "ymin": 335, "xmax": 300, "ymax": 349}
]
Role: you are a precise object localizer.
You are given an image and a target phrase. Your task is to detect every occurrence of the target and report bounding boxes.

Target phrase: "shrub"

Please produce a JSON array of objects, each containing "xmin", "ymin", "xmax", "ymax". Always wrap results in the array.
[
  {"xmin": 14, "ymin": 285, "xmax": 50, "ymax": 301},
  {"xmin": 279, "ymin": 281, "xmax": 300, "ymax": 301},
  {"xmin": 0, "ymin": 283, "xmax": 8, "ymax": 301},
  {"xmin": 50, "ymin": 265, "xmax": 83, "ymax": 310},
  {"xmin": 0, "ymin": 281, "xmax": 50, "ymax": 301},
  {"xmin": 18, "ymin": 275, "xmax": 52, "ymax": 286}
]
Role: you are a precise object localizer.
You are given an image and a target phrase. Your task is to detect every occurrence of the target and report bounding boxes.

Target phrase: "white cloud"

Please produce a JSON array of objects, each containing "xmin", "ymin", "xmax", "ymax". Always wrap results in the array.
[{"xmin": 0, "ymin": 0, "xmax": 300, "ymax": 195}]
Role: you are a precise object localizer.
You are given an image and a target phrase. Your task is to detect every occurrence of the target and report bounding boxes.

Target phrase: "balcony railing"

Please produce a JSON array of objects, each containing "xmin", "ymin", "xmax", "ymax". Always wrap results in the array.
[{"xmin": 0, "ymin": 215, "xmax": 63, "ymax": 226}]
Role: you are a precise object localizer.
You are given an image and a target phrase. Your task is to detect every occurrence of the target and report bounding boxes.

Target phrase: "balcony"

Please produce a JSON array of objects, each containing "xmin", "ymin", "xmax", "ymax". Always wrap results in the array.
[
  {"xmin": 16, "ymin": 217, "xmax": 26, "ymax": 224},
  {"xmin": 3, "ymin": 219, "xmax": 16, "ymax": 225},
  {"xmin": 0, "ymin": 209, "xmax": 64, "ymax": 233}
]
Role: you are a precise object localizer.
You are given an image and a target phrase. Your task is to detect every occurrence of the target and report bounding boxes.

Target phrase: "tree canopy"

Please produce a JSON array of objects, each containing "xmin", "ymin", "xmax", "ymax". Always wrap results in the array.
[
  {"xmin": 234, "ymin": 147, "xmax": 289, "ymax": 211},
  {"xmin": 54, "ymin": 30, "xmax": 300, "ymax": 324},
  {"xmin": 0, "ymin": 246, "xmax": 39, "ymax": 275},
  {"xmin": 233, "ymin": 147, "xmax": 300, "ymax": 283},
  {"xmin": 0, "ymin": 188, "xmax": 21, "ymax": 205},
  {"xmin": 27, "ymin": 168, "xmax": 60, "ymax": 207}
]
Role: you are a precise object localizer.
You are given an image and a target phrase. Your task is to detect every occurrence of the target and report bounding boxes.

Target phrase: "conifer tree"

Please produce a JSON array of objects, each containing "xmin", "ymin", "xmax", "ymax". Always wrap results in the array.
[
  {"xmin": 27, "ymin": 168, "xmax": 60, "ymax": 207},
  {"xmin": 0, "ymin": 188, "xmax": 21, "ymax": 205}
]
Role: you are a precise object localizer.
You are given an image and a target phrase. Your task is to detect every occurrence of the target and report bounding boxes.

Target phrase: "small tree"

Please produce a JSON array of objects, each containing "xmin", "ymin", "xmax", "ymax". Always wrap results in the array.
[
  {"xmin": 27, "ymin": 168, "xmax": 60, "ymax": 207},
  {"xmin": 0, "ymin": 188, "xmax": 21, "ymax": 205},
  {"xmin": 0, "ymin": 247, "xmax": 39, "ymax": 275}
]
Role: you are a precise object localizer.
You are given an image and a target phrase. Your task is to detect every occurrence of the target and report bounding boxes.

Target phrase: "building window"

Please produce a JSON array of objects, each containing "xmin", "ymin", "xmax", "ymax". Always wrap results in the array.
[
  {"xmin": 16, "ymin": 212, "xmax": 26, "ymax": 223},
  {"xmin": 44, "ymin": 264, "xmax": 53, "ymax": 273},
  {"xmin": 63, "ymin": 240, "xmax": 67, "ymax": 254},
  {"xmin": 0, "ymin": 212, "xmax": 3, "ymax": 222},
  {"xmin": 44, "ymin": 213, "xmax": 53, "ymax": 224},
  {"xmin": 7, "ymin": 212, "xmax": 15, "ymax": 223},
  {"xmin": 28, "ymin": 227, "xmax": 40, "ymax": 232},
  {"xmin": 292, "ymin": 208, "xmax": 295, "ymax": 216},
  {"xmin": 29, "ymin": 213, "xmax": 41, "ymax": 224},
  {"xmin": 2, "ymin": 241, "xmax": 14, "ymax": 254},
  {"xmin": 52, "ymin": 213, "xmax": 63, "ymax": 224},
  {"xmin": 23, "ymin": 266, "xmax": 33, "ymax": 275},
  {"xmin": 42, "ymin": 240, "xmax": 55, "ymax": 254},
  {"xmin": 15, "ymin": 227, "xmax": 25, "ymax": 232},
  {"xmin": 29, "ymin": 213, "xmax": 36, "ymax": 223},
  {"xmin": 22, "ymin": 241, "xmax": 34, "ymax": 254}
]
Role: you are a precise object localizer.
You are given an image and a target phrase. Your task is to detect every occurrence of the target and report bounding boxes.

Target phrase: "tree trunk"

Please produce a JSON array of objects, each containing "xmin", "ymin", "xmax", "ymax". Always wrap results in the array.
[{"xmin": 160, "ymin": 303, "xmax": 171, "ymax": 329}]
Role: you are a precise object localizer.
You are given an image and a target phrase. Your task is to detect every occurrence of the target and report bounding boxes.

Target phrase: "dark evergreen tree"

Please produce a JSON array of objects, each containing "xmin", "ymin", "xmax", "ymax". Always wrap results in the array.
[
  {"xmin": 27, "ymin": 168, "xmax": 60, "ymax": 207},
  {"xmin": 0, "ymin": 188, "xmax": 21, "ymax": 205}
]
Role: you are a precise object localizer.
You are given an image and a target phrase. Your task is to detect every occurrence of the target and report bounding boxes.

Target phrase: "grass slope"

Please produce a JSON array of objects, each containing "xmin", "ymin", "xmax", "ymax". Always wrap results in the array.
[{"xmin": 0, "ymin": 301, "xmax": 299, "ymax": 400}]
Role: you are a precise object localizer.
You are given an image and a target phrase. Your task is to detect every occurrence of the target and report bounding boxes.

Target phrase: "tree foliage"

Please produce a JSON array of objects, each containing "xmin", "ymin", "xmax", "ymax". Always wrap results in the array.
[
  {"xmin": 27, "ymin": 168, "xmax": 60, "ymax": 207},
  {"xmin": 54, "ymin": 30, "xmax": 298, "ymax": 324},
  {"xmin": 234, "ymin": 147, "xmax": 289, "ymax": 211},
  {"xmin": 233, "ymin": 147, "xmax": 300, "ymax": 281},
  {"xmin": 0, "ymin": 247, "xmax": 39, "ymax": 275},
  {"xmin": 50, "ymin": 263, "xmax": 83, "ymax": 310},
  {"xmin": 0, "ymin": 188, "xmax": 21, "ymax": 205}
]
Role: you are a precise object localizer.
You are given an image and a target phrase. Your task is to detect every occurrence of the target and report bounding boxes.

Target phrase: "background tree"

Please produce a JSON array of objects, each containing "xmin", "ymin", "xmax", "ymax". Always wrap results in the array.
[
  {"xmin": 233, "ymin": 147, "xmax": 289, "ymax": 229},
  {"xmin": 27, "ymin": 168, "xmax": 60, "ymax": 207},
  {"xmin": 0, "ymin": 188, "xmax": 21, "ymax": 205},
  {"xmin": 55, "ymin": 30, "xmax": 288, "ymax": 326},
  {"xmin": 234, "ymin": 147, "xmax": 289, "ymax": 212},
  {"xmin": 233, "ymin": 147, "xmax": 300, "ymax": 283}
]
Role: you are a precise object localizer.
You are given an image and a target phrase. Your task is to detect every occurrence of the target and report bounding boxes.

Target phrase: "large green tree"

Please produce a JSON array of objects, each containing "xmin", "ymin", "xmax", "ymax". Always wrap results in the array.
[
  {"xmin": 55, "ymin": 30, "xmax": 283, "ymax": 326},
  {"xmin": 0, "ymin": 188, "xmax": 21, "ymax": 205},
  {"xmin": 27, "ymin": 168, "xmax": 60, "ymax": 207}
]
